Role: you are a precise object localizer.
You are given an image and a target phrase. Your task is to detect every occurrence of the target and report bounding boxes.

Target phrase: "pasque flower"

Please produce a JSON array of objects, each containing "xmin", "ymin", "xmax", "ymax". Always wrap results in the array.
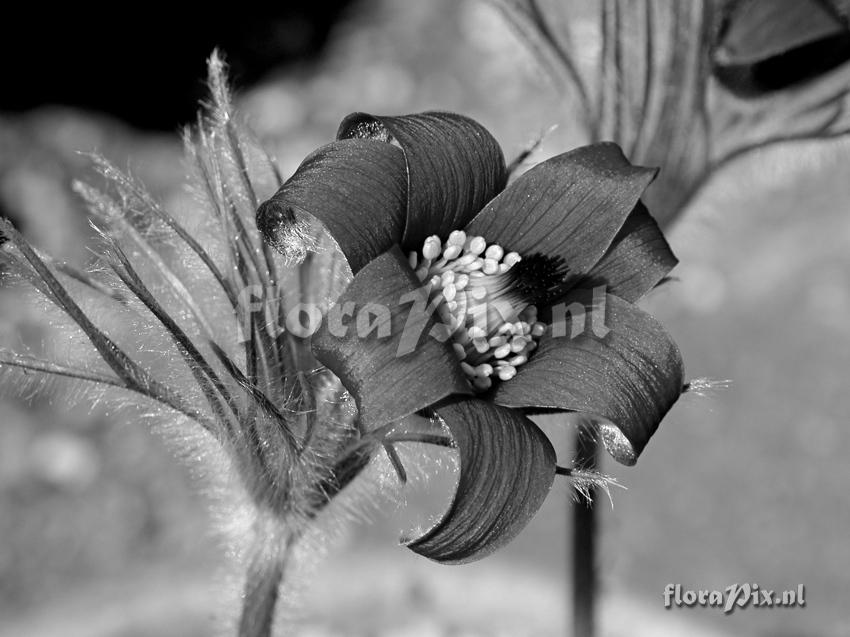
[{"xmin": 257, "ymin": 111, "xmax": 685, "ymax": 563}]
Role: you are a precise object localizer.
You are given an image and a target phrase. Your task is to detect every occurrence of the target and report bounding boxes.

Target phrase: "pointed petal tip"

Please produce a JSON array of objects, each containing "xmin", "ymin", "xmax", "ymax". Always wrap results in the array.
[
  {"xmin": 598, "ymin": 421, "xmax": 638, "ymax": 466},
  {"xmin": 256, "ymin": 197, "xmax": 293, "ymax": 244},
  {"xmin": 586, "ymin": 141, "xmax": 659, "ymax": 180},
  {"xmin": 337, "ymin": 112, "xmax": 395, "ymax": 143}
]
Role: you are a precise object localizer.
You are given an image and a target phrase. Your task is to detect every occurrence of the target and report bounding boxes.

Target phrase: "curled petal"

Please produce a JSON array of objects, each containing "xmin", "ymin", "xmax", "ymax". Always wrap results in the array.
[
  {"xmin": 338, "ymin": 111, "xmax": 507, "ymax": 251},
  {"xmin": 311, "ymin": 246, "xmax": 470, "ymax": 429},
  {"xmin": 406, "ymin": 398, "xmax": 556, "ymax": 564},
  {"xmin": 464, "ymin": 143, "xmax": 657, "ymax": 283},
  {"xmin": 257, "ymin": 139, "xmax": 408, "ymax": 273},
  {"xmin": 714, "ymin": 0, "xmax": 846, "ymax": 66},
  {"xmin": 492, "ymin": 291, "xmax": 684, "ymax": 465},
  {"xmin": 581, "ymin": 202, "xmax": 678, "ymax": 302}
]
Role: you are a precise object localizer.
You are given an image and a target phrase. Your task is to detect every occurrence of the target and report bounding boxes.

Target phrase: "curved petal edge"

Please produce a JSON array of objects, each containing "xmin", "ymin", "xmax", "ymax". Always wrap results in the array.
[
  {"xmin": 405, "ymin": 398, "xmax": 557, "ymax": 564},
  {"xmin": 338, "ymin": 111, "xmax": 508, "ymax": 251},
  {"xmin": 464, "ymin": 142, "xmax": 658, "ymax": 283},
  {"xmin": 581, "ymin": 202, "xmax": 678, "ymax": 303},
  {"xmin": 492, "ymin": 291, "xmax": 684, "ymax": 465},
  {"xmin": 257, "ymin": 139, "xmax": 408, "ymax": 274}
]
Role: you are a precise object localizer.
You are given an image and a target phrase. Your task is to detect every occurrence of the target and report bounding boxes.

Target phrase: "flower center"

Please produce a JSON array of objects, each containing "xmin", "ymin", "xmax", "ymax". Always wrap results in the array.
[{"xmin": 409, "ymin": 230, "xmax": 567, "ymax": 392}]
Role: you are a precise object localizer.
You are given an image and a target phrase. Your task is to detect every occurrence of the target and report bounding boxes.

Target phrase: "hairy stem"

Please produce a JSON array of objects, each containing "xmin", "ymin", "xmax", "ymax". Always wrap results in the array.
[{"xmin": 238, "ymin": 522, "xmax": 299, "ymax": 637}]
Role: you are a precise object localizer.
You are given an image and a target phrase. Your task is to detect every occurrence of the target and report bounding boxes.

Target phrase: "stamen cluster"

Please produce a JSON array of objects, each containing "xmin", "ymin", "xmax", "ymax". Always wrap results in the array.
[{"xmin": 409, "ymin": 230, "xmax": 547, "ymax": 392}]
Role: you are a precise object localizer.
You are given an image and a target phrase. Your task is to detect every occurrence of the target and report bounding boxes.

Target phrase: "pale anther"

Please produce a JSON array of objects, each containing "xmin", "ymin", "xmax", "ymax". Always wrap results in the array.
[{"xmin": 410, "ymin": 233, "xmax": 553, "ymax": 392}]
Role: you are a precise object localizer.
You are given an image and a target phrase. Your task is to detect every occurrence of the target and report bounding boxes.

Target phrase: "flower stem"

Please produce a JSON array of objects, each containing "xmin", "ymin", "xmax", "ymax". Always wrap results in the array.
[
  {"xmin": 238, "ymin": 520, "xmax": 298, "ymax": 637},
  {"xmin": 572, "ymin": 427, "xmax": 599, "ymax": 637}
]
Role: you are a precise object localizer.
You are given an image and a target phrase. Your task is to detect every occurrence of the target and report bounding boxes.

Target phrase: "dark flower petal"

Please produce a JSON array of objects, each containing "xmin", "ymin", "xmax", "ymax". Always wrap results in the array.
[
  {"xmin": 580, "ymin": 202, "xmax": 678, "ymax": 303},
  {"xmin": 406, "ymin": 398, "xmax": 556, "ymax": 564},
  {"xmin": 714, "ymin": 0, "xmax": 845, "ymax": 66},
  {"xmin": 338, "ymin": 111, "xmax": 507, "ymax": 251},
  {"xmin": 311, "ymin": 246, "xmax": 471, "ymax": 429},
  {"xmin": 464, "ymin": 143, "xmax": 657, "ymax": 283},
  {"xmin": 492, "ymin": 290, "xmax": 683, "ymax": 465},
  {"xmin": 713, "ymin": 0, "xmax": 850, "ymax": 96},
  {"xmin": 257, "ymin": 139, "xmax": 408, "ymax": 274}
]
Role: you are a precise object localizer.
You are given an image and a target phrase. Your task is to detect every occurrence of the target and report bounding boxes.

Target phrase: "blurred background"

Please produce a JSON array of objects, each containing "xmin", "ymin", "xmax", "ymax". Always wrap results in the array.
[{"xmin": 1, "ymin": 1, "xmax": 849, "ymax": 636}]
